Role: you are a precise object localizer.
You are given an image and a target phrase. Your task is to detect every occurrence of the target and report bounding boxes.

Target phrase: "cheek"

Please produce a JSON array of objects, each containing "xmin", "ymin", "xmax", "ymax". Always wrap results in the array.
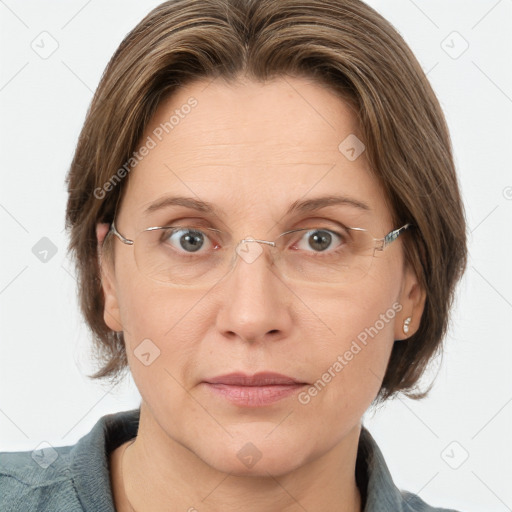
[
  {"xmin": 114, "ymin": 260, "xmax": 209, "ymax": 394},
  {"xmin": 115, "ymin": 245, "xmax": 206, "ymax": 340},
  {"xmin": 299, "ymin": 268, "xmax": 402, "ymax": 408}
]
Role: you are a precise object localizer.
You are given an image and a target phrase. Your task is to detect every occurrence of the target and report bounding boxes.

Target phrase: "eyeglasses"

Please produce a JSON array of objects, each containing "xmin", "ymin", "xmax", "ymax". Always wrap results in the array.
[{"xmin": 107, "ymin": 221, "xmax": 411, "ymax": 287}]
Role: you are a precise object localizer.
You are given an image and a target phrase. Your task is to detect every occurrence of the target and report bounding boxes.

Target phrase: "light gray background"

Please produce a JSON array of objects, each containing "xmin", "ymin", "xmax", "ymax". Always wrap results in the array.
[{"xmin": 1, "ymin": 1, "xmax": 511, "ymax": 511}]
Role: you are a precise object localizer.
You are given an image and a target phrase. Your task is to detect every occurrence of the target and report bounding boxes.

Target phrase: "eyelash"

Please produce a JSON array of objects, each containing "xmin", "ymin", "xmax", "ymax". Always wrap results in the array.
[{"xmin": 159, "ymin": 225, "xmax": 350, "ymax": 255}]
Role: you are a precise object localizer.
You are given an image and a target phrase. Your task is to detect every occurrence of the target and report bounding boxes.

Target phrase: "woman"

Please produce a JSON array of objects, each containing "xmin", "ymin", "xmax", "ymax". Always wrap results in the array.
[{"xmin": 0, "ymin": 0, "xmax": 467, "ymax": 510}]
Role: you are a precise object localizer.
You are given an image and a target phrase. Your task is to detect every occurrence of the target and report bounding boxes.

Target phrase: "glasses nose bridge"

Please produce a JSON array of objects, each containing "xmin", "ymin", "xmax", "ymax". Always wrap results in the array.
[
  {"xmin": 239, "ymin": 237, "xmax": 276, "ymax": 248},
  {"xmin": 229, "ymin": 236, "xmax": 280, "ymax": 271},
  {"xmin": 235, "ymin": 237, "xmax": 277, "ymax": 257}
]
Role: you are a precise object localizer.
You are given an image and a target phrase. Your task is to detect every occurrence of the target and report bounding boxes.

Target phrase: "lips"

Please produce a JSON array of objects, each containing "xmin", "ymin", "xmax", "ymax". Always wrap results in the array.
[
  {"xmin": 204, "ymin": 372, "xmax": 306, "ymax": 386},
  {"xmin": 202, "ymin": 372, "xmax": 308, "ymax": 407}
]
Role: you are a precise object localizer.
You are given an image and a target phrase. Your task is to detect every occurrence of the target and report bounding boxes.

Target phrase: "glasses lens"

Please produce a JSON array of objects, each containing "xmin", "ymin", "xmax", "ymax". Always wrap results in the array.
[
  {"xmin": 135, "ymin": 226, "xmax": 231, "ymax": 286},
  {"xmin": 133, "ymin": 226, "xmax": 377, "ymax": 286},
  {"xmin": 274, "ymin": 227, "xmax": 376, "ymax": 284}
]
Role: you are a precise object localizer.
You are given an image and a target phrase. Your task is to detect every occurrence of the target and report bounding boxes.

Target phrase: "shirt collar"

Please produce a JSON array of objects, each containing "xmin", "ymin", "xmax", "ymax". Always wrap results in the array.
[{"xmin": 356, "ymin": 425, "xmax": 405, "ymax": 510}]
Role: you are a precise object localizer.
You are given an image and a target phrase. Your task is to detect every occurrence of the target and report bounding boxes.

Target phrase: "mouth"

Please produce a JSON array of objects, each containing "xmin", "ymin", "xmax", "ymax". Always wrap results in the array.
[{"xmin": 202, "ymin": 372, "xmax": 308, "ymax": 407}]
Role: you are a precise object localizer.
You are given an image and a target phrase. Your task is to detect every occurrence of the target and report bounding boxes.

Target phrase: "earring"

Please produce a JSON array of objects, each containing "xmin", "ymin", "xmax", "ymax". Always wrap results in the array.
[{"xmin": 403, "ymin": 317, "xmax": 412, "ymax": 335}]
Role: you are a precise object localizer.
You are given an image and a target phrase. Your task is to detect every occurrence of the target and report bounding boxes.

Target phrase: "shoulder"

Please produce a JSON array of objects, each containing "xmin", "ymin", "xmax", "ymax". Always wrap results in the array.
[
  {"xmin": 0, "ymin": 445, "xmax": 83, "ymax": 512},
  {"xmin": 399, "ymin": 490, "xmax": 463, "ymax": 512},
  {"xmin": 0, "ymin": 408, "xmax": 140, "ymax": 512},
  {"xmin": 359, "ymin": 426, "xmax": 464, "ymax": 512}
]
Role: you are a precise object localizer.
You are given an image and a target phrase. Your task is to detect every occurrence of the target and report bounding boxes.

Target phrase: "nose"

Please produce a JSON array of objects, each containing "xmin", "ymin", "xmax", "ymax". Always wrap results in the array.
[{"xmin": 214, "ymin": 238, "xmax": 293, "ymax": 344}]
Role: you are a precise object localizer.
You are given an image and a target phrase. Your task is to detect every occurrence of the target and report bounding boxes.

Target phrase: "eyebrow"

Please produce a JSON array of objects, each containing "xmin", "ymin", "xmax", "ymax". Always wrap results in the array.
[
  {"xmin": 287, "ymin": 195, "xmax": 370, "ymax": 214},
  {"xmin": 143, "ymin": 194, "xmax": 370, "ymax": 217},
  {"xmin": 144, "ymin": 196, "xmax": 221, "ymax": 216}
]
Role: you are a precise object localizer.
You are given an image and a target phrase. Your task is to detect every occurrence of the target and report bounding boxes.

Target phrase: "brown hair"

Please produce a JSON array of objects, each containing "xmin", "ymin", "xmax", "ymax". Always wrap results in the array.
[{"xmin": 65, "ymin": 0, "xmax": 467, "ymax": 402}]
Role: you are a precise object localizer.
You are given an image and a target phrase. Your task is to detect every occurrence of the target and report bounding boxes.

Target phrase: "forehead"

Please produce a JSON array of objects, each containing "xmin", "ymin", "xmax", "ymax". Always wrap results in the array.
[{"xmin": 120, "ymin": 76, "xmax": 390, "ymax": 228}]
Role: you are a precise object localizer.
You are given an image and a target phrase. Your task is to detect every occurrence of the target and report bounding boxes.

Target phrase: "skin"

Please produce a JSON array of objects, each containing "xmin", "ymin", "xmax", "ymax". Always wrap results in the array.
[{"xmin": 99, "ymin": 75, "xmax": 426, "ymax": 512}]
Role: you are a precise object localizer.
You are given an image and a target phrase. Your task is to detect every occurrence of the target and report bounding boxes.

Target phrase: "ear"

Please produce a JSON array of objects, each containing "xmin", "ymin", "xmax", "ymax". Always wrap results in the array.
[
  {"xmin": 394, "ymin": 264, "xmax": 426, "ymax": 340},
  {"xmin": 97, "ymin": 223, "xmax": 123, "ymax": 332}
]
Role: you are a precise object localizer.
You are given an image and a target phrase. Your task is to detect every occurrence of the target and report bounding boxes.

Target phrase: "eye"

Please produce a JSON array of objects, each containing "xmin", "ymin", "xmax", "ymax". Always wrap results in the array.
[
  {"xmin": 294, "ymin": 229, "xmax": 345, "ymax": 253},
  {"xmin": 162, "ymin": 227, "xmax": 215, "ymax": 253}
]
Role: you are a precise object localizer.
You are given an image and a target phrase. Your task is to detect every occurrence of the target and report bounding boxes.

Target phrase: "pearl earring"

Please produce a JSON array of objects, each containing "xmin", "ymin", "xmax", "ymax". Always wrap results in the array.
[{"xmin": 403, "ymin": 317, "xmax": 412, "ymax": 335}]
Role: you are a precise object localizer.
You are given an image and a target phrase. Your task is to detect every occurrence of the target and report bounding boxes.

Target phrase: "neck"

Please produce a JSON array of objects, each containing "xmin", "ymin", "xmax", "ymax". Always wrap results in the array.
[{"xmin": 119, "ymin": 402, "xmax": 362, "ymax": 512}]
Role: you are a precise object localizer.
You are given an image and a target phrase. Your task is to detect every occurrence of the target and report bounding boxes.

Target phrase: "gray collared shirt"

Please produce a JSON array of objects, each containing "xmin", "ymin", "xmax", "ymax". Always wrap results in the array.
[{"xmin": 0, "ymin": 408, "xmax": 461, "ymax": 511}]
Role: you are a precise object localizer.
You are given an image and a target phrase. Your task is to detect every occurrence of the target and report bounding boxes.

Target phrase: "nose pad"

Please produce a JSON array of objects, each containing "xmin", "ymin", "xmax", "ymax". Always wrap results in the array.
[
  {"xmin": 235, "ymin": 237, "xmax": 265, "ymax": 264},
  {"xmin": 225, "ymin": 237, "xmax": 277, "ymax": 278},
  {"xmin": 235, "ymin": 237, "xmax": 278, "ymax": 264}
]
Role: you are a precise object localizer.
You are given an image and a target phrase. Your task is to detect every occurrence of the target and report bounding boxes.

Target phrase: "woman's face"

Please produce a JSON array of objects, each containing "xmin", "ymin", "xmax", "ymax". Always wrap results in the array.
[{"xmin": 100, "ymin": 76, "xmax": 424, "ymax": 476}]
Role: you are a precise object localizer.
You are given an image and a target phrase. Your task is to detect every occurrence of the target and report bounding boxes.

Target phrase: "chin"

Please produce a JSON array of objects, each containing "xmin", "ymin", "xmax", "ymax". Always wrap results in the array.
[{"xmin": 195, "ymin": 436, "xmax": 308, "ymax": 478}]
